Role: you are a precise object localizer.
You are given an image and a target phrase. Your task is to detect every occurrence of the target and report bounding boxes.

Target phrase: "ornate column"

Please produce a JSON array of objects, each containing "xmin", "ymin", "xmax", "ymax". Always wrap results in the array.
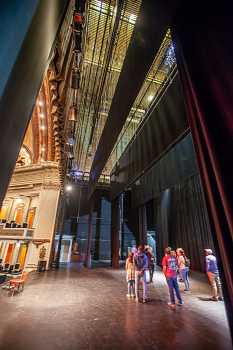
[{"xmin": 23, "ymin": 196, "xmax": 32, "ymax": 224}]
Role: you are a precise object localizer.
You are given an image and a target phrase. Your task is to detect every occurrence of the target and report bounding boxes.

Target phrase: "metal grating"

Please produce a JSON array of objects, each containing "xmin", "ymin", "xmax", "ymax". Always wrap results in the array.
[{"xmin": 74, "ymin": 0, "xmax": 142, "ymax": 173}]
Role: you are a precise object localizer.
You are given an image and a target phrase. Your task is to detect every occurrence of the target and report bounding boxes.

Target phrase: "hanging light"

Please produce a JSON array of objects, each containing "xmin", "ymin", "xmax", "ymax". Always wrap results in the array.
[
  {"xmin": 69, "ymin": 105, "xmax": 77, "ymax": 122},
  {"xmin": 71, "ymin": 68, "xmax": 81, "ymax": 89},
  {"xmin": 75, "ymin": 0, "xmax": 85, "ymax": 13},
  {"xmin": 73, "ymin": 11, "xmax": 83, "ymax": 31}
]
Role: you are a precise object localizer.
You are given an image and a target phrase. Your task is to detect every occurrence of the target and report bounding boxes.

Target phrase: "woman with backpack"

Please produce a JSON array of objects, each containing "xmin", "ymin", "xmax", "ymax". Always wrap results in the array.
[{"xmin": 176, "ymin": 248, "xmax": 190, "ymax": 291}]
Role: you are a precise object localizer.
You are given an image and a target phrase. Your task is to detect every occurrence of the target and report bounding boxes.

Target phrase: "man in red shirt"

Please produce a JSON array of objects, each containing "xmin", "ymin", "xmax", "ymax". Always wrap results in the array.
[{"xmin": 162, "ymin": 247, "xmax": 183, "ymax": 308}]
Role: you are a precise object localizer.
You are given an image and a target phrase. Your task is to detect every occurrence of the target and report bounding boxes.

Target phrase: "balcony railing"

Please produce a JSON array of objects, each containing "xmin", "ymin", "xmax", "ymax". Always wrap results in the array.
[
  {"xmin": 69, "ymin": 170, "xmax": 110, "ymax": 185},
  {"xmin": 0, "ymin": 225, "xmax": 34, "ymax": 239}
]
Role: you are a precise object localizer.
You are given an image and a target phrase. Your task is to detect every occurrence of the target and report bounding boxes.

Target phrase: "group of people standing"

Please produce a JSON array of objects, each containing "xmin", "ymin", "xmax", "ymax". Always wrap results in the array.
[
  {"xmin": 125, "ymin": 245, "xmax": 223, "ymax": 308},
  {"xmin": 125, "ymin": 245, "xmax": 155, "ymax": 303}
]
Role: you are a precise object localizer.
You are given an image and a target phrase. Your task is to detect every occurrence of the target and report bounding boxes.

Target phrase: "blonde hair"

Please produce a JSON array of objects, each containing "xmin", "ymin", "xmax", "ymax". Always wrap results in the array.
[
  {"xmin": 128, "ymin": 252, "xmax": 133, "ymax": 263},
  {"xmin": 177, "ymin": 248, "xmax": 184, "ymax": 255}
]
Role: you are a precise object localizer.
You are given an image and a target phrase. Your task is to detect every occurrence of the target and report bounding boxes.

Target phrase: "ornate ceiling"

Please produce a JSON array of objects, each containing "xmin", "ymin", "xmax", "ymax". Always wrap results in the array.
[
  {"xmin": 16, "ymin": 74, "xmax": 55, "ymax": 168},
  {"xmin": 16, "ymin": 0, "xmax": 75, "ymax": 190}
]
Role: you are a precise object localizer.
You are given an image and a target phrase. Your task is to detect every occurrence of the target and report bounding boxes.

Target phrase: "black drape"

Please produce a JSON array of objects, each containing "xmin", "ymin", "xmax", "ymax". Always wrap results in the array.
[
  {"xmin": 110, "ymin": 75, "xmax": 188, "ymax": 199},
  {"xmin": 154, "ymin": 175, "xmax": 214, "ymax": 272},
  {"xmin": 170, "ymin": 175, "xmax": 213, "ymax": 272},
  {"xmin": 154, "ymin": 190, "xmax": 171, "ymax": 264}
]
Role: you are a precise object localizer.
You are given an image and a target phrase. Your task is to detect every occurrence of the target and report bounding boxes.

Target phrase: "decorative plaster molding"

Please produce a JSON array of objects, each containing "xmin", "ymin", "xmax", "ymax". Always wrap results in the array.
[
  {"xmin": 42, "ymin": 183, "xmax": 61, "ymax": 190},
  {"xmin": 32, "ymin": 239, "xmax": 50, "ymax": 248}
]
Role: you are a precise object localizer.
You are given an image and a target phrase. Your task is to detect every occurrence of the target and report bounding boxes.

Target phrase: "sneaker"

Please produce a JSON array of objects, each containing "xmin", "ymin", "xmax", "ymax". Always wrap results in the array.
[
  {"xmin": 168, "ymin": 302, "xmax": 176, "ymax": 309},
  {"xmin": 177, "ymin": 301, "xmax": 184, "ymax": 306},
  {"xmin": 131, "ymin": 294, "xmax": 136, "ymax": 298},
  {"xmin": 143, "ymin": 299, "xmax": 149, "ymax": 303},
  {"xmin": 210, "ymin": 296, "xmax": 218, "ymax": 301},
  {"xmin": 218, "ymin": 297, "xmax": 224, "ymax": 301},
  {"xmin": 126, "ymin": 294, "xmax": 131, "ymax": 298}
]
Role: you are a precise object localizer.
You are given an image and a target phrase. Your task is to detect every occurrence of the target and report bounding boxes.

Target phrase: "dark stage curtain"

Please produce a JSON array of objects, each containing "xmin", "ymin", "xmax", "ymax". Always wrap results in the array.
[
  {"xmin": 172, "ymin": 2, "xmax": 233, "ymax": 334},
  {"xmin": 170, "ymin": 175, "xmax": 213, "ymax": 272},
  {"xmin": 154, "ymin": 175, "xmax": 213, "ymax": 271},
  {"xmin": 110, "ymin": 75, "xmax": 188, "ymax": 199},
  {"xmin": 154, "ymin": 189, "xmax": 171, "ymax": 265},
  {"xmin": 131, "ymin": 133, "xmax": 197, "ymax": 207}
]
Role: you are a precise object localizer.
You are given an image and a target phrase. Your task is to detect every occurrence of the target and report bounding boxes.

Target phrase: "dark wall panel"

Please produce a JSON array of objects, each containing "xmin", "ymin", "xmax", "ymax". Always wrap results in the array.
[
  {"xmin": 0, "ymin": 1, "xmax": 38, "ymax": 99},
  {"xmin": 76, "ymin": 198, "xmax": 111, "ymax": 260}
]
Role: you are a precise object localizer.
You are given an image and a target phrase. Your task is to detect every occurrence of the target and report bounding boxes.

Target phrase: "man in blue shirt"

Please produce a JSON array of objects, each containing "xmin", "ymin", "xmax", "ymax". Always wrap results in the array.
[
  {"xmin": 134, "ymin": 245, "xmax": 148, "ymax": 303},
  {"xmin": 205, "ymin": 249, "xmax": 223, "ymax": 301}
]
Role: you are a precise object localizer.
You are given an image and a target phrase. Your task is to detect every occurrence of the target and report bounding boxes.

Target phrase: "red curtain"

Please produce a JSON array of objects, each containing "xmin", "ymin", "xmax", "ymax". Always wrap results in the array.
[{"xmin": 172, "ymin": 2, "xmax": 233, "ymax": 335}]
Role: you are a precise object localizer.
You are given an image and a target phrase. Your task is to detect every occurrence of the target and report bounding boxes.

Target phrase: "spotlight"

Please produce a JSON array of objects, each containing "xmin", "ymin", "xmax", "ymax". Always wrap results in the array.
[
  {"xmin": 96, "ymin": 0, "xmax": 102, "ymax": 11},
  {"xmin": 129, "ymin": 14, "xmax": 137, "ymax": 23},
  {"xmin": 41, "ymin": 146, "xmax": 46, "ymax": 152},
  {"xmin": 39, "ymin": 113, "xmax": 45, "ymax": 118},
  {"xmin": 38, "ymin": 100, "xmax": 44, "ymax": 106},
  {"xmin": 40, "ymin": 125, "xmax": 46, "ymax": 131},
  {"xmin": 65, "ymin": 185, "xmax": 72, "ymax": 192},
  {"xmin": 147, "ymin": 95, "xmax": 154, "ymax": 102}
]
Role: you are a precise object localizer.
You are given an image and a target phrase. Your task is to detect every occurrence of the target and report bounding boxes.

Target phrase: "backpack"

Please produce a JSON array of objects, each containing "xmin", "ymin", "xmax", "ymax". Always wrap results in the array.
[
  {"xmin": 184, "ymin": 256, "xmax": 190, "ymax": 268},
  {"xmin": 134, "ymin": 254, "xmax": 145, "ymax": 270}
]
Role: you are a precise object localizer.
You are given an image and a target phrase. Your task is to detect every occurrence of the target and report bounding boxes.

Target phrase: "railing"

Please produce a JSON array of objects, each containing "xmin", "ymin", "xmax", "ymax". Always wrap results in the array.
[{"xmin": 69, "ymin": 170, "xmax": 110, "ymax": 185}]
